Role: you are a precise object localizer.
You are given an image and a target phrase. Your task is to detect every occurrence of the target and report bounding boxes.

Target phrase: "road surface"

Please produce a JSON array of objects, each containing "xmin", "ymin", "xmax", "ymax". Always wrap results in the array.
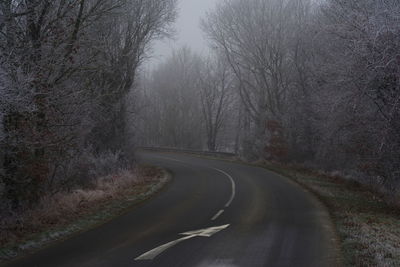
[{"xmin": 4, "ymin": 151, "xmax": 341, "ymax": 267}]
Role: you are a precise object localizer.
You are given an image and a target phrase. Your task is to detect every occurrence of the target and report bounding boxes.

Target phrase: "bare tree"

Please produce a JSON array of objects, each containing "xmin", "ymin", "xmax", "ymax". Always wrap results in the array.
[
  {"xmin": 198, "ymin": 55, "xmax": 234, "ymax": 151},
  {"xmin": 87, "ymin": 0, "xmax": 177, "ymax": 155},
  {"xmin": 202, "ymin": 0, "xmax": 312, "ymax": 159},
  {"xmin": 0, "ymin": 0, "xmax": 120, "ymax": 207},
  {"xmin": 313, "ymin": 0, "xmax": 400, "ymax": 192},
  {"xmin": 0, "ymin": 0, "xmax": 178, "ymax": 209}
]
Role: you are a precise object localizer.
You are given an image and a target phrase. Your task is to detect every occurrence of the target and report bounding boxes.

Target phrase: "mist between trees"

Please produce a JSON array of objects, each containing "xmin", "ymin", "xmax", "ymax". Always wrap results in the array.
[
  {"xmin": 0, "ymin": 0, "xmax": 399, "ymax": 216},
  {"xmin": 136, "ymin": 0, "xmax": 400, "ymax": 202}
]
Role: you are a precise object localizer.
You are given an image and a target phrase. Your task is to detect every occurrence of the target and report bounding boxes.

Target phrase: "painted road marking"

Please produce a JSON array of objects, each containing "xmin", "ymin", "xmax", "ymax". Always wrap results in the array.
[
  {"xmin": 211, "ymin": 210, "xmax": 224, "ymax": 221},
  {"xmin": 213, "ymin": 168, "xmax": 236, "ymax": 208},
  {"xmin": 150, "ymin": 156, "xmax": 236, "ymax": 220},
  {"xmin": 135, "ymin": 224, "xmax": 230, "ymax": 260}
]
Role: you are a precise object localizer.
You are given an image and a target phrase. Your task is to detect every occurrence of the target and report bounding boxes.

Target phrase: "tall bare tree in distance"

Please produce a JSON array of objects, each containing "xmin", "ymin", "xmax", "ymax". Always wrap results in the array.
[{"xmin": 198, "ymin": 55, "xmax": 234, "ymax": 151}]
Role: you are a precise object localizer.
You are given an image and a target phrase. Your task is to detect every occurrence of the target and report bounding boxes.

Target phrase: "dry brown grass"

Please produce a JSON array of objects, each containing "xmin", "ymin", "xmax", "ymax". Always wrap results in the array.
[{"xmin": 0, "ymin": 165, "xmax": 168, "ymax": 261}]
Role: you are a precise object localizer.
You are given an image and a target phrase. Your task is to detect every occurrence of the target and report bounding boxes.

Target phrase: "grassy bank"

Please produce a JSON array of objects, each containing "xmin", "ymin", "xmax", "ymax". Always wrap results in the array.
[
  {"xmin": 0, "ymin": 165, "xmax": 170, "ymax": 263},
  {"xmin": 262, "ymin": 162, "xmax": 400, "ymax": 266}
]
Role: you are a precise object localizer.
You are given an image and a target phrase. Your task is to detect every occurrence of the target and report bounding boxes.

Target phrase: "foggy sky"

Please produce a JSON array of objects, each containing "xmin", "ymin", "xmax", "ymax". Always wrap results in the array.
[{"xmin": 147, "ymin": 0, "xmax": 218, "ymax": 68}]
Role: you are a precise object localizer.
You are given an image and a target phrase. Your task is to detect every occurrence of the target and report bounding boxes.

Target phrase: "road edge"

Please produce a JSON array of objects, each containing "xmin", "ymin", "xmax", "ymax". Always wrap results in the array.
[
  {"xmin": 0, "ymin": 167, "xmax": 173, "ymax": 265},
  {"xmin": 146, "ymin": 150, "xmax": 344, "ymax": 266}
]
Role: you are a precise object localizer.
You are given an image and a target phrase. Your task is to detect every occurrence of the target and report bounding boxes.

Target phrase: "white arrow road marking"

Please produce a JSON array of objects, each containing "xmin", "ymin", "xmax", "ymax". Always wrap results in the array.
[
  {"xmin": 213, "ymin": 168, "xmax": 236, "ymax": 208},
  {"xmin": 134, "ymin": 235, "xmax": 193, "ymax": 261},
  {"xmin": 135, "ymin": 224, "xmax": 230, "ymax": 261},
  {"xmin": 180, "ymin": 224, "xmax": 230, "ymax": 237}
]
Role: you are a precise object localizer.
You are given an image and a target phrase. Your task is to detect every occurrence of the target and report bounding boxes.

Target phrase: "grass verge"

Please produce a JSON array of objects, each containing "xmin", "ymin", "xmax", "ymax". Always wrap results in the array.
[
  {"xmin": 261, "ymin": 162, "xmax": 400, "ymax": 267},
  {"xmin": 0, "ymin": 164, "xmax": 170, "ymax": 264}
]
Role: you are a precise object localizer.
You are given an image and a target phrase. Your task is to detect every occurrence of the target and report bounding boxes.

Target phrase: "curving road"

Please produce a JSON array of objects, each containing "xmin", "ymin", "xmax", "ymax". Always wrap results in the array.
[{"xmin": 4, "ymin": 151, "xmax": 341, "ymax": 267}]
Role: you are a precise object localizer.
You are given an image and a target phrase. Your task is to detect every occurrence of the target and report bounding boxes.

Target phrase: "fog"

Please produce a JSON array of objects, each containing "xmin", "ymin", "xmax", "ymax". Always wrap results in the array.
[
  {"xmin": 1, "ymin": 1, "xmax": 399, "ymax": 265},
  {"xmin": 148, "ymin": 0, "xmax": 218, "ymax": 68},
  {"xmin": 138, "ymin": 0, "xmax": 400, "ymax": 201}
]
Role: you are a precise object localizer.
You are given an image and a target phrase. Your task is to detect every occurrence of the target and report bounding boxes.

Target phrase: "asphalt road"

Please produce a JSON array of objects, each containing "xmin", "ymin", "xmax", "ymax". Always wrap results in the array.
[{"xmin": 4, "ymin": 151, "xmax": 341, "ymax": 267}]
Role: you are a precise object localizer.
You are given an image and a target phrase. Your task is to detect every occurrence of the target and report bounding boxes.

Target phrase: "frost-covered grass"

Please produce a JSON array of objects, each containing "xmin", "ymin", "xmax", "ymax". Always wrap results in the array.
[
  {"xmin": 0, "ymin": 165, "xmax": 169, "ymax": 263},
  {"xmin": 263, "ymin": 163, "xmax": 400, "ymax": 267}
]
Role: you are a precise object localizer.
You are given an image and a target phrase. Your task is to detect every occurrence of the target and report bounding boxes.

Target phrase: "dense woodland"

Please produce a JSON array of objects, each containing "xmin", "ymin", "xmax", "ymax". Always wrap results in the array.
[
  {"xmin": 0, "ymin": 0, "xmax": 177, "ymax": 213},
  {"xmin": 0, "ymin": 0, "xmax": 399, "ymax": 216}
]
